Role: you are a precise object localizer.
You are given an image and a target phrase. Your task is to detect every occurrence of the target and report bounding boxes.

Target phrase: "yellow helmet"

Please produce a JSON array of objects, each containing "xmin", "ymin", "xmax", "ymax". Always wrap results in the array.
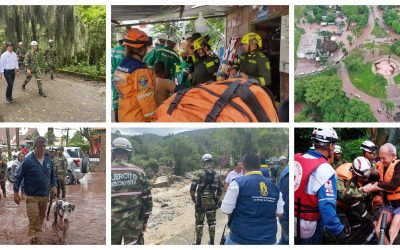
[
  {"xmin": 241, "ymin": 32, "xmax": 262, "ymax": 48},
  {"xmin": 193, "ymin": 36, "xmax": 205, "ymax": 51}
]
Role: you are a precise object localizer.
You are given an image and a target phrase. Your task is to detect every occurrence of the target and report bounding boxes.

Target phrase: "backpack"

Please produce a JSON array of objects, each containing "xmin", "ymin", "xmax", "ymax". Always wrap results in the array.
[{"xmin": 156, "ymin": 78, "xmax": 279, "ymax": 122}]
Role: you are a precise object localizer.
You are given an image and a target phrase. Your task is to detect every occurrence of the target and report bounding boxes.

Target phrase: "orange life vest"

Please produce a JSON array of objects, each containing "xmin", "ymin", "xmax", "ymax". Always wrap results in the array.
[
  {"xmin": 114, "ymin": 63, "xmax": 157, "ymax": 122},
  {"xmin": 336, "ymin": 163, "xmax": 353, "ymax": 181},
  {"xmin": 377, "ymin": 160, "xmax": 400, "ymax": 201}
]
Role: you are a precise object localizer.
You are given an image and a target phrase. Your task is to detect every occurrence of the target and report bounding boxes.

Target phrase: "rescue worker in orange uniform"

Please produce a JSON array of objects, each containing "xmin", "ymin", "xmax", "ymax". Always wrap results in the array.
[
  {"xmin": 112, "ymin": 28, "xmax": 157, "ymax": 122},
  {"xmin": 360, "ymin": 143, "xmax": 400, "ymax": 245}
]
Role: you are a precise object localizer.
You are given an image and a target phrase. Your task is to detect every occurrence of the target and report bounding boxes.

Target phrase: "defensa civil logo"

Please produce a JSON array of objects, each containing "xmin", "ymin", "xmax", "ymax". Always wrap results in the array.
[{"xmin": 259, "ymin": 181, "xmax": 268, "ymax": 196}]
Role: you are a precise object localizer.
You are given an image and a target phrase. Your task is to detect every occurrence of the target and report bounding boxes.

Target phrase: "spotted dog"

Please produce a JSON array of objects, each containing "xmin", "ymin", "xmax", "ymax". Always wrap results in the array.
[{"xmin": 52, "ymin": 200, "xmax": 75, "ymax": 243}]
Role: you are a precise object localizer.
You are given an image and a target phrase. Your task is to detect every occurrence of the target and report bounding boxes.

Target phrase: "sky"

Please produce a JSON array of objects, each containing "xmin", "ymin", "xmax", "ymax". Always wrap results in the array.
[
  {"xmin": 112, "ymin": 128, "xmax": 209, "ymax": 136},
  {"xmin": 36, "ymin": 127, "xmax": 81, "ymax": 137}
]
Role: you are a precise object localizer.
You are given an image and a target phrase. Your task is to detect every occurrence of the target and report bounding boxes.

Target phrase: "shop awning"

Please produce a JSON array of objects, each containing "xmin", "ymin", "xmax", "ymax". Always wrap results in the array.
[{"xmin": 111, "ymin": 5, "xmax": 232, "ymax": 26}]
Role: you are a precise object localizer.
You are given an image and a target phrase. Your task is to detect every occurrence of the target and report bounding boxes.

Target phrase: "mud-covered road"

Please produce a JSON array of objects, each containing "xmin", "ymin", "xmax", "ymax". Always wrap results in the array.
[
  {"xmin": 0, "ymin": 172, "xmax": 106, "ymax": 245},
  {"xmin": 0, "ymin": 73, "xmax": 105, "ymax": 122},
  {"xmin": 145, "ymin": 179, "xmax": 281, "ymax": 245}
]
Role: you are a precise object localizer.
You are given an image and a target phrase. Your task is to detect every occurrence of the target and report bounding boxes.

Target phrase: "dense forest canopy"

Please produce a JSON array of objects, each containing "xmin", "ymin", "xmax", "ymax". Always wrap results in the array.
[
  {"xmin": 112, "ymin": 128, "xmax": 289, "ymax": 176},
  {"xmin": 295, "ymin": 69, "xmax": 377, "ymax": 122},
  {"xmin": 0, "ymin": 5, "xmax": 106, "ymax": 75}
]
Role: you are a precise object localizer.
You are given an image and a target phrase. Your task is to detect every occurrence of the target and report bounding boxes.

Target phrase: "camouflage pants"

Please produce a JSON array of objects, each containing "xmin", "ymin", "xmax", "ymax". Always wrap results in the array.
[
  {"xmin": 24, "ymin": 71, "xmax": 42, "ymax": 91},
  {"xmin": 195, "ymin": 208, "xmax": 216, "ymax": 244},
  {"xmin": 46, "ymin": 62, "xmax": 55, "ymax": 76},
  {"xmin": 111, "ymin": 217, "xmax": 144, "ymax": 245},
  {"xmin": 25, "ymin": 196, "xmax": 48, "ymax": 236},
  {"xmin": 0, "ymin": 181, "xmax": 5, "ymax": 197},
  {"xmin": 57, "ymin": 177, "xmax": 66, "ymax": 198}
]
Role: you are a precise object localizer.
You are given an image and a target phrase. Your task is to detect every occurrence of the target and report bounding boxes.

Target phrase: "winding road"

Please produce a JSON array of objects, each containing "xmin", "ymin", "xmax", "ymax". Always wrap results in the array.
[{"xmin": 296, "ymin": 6, "xmax": 400, "ymax": 122}]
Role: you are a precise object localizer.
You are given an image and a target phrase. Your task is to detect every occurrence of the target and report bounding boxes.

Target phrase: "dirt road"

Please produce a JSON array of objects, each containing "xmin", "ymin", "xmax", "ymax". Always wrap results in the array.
[
  {"xmin": 0, "ymin": 172, "xmax": 106, "ymax": 245},
  {"xmin": 145, "ymin": 179, "xmax": 281, "ymax": 245},
  {"xmin": 0, "ymin": 73, "xmax": 105, "ymax": 122}
]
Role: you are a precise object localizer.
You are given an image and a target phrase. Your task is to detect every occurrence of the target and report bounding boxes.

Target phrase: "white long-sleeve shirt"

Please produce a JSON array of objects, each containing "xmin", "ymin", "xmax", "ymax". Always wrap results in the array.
[
  {"xmin": 0, "ymin": 51, "xmax": 19, "ymax": 74},
  {"xmin": 221, "ymin": 180, "xmax": 284, "ymax": 214}
]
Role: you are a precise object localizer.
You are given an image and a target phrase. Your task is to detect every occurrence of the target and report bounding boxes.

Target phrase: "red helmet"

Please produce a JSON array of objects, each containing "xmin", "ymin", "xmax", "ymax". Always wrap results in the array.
[{"xmin": 123, "ymin": 28, "xmax": 152, "ymax": 48}]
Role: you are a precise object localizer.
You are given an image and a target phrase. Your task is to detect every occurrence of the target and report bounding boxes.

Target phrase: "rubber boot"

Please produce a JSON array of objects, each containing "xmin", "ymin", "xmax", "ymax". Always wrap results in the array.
[
  {"xmin": 39, "ymin": 89, "xmax": 47, "ymax": 97},
  {"xmin": 51, "ymin": 74, "xmax": 54, "ymax": 80},
  {"xmin": 22, "ymin": 82, "xmax": 27, "ymax": 91}
]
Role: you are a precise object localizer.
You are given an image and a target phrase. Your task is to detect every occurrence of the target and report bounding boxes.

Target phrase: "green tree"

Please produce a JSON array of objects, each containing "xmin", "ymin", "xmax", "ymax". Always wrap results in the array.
[
  {"xmin": 70, "ymin": 131, "xmax": 85, "ymax": 145},
  {"xmin": 347, "ymin": 34, "xmax": 353, "ymax": 45},
  {"xmin": 383, "ymin": 99, "xmax": 396, "ymax": 117},
  {"xmin": 344, "ymin": 53, "xmax": 363, "ymax": 71}
]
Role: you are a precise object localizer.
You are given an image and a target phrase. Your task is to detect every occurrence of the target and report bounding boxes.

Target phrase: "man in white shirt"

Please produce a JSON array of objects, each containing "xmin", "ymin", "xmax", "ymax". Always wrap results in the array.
[
  {"xmin": 0, "ymin": 42, "xmax": 19, "ymax": 104},
  {"xmin": 221, "ymin": 153, "xmax": 284, "ymax": 244},
  {"xmin": 224, "ymin": 161, "xmax": 243, "ymax": 192}
]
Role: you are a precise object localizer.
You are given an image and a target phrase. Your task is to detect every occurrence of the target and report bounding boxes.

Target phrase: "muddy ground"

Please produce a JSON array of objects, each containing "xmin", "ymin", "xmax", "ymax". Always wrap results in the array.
[
  {"xmin": 144, "ymin": 177, "xmax": 281, "ymax": 245},
  {"xmin": 0, "ymin": 172, "xmax": 106, "ymax": 245},
  {"xmin": 0, "ymin": 72, "xmax": 105, "ymax": 122}
]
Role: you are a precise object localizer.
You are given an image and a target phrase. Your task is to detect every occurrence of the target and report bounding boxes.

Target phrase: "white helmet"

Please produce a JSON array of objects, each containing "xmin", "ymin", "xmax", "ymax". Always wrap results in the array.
[
  {"xmin": 157, "ymin": 33, "xmax": 168, "ymax": 41},
  {"xmin": 112, "ymin": 137, "xmax": 132, "ymax": 152},
  {"xmin": 183, "ymin": 32, "xmax": 193, "ymax": 40},
  {"xmin": 30, "ymin": 41, "xmax": 38, "ymax": 46},
  {"xmin": 116, "ymin": 32, "xmax": 125, "ymax": 42},
  {"xmin": 334, "ymin": 145, "xmax": 342, "ymax": 154},
  {"xmin": 352, "ymin": 156, "xmax": 372, "ymax": 177},
  {"xmin": 360, "ymin": 140, "xmax": 377, "ymax": 153},
  {"xmin": 48, "ymin": 39, "xmax": 54, "ymax": 43},
  {"xmin": 167, "ymin": 35, "xmax": 179, "ymax": 44},
  {"xmin": 311, "ymin": 128, "xmax": 338, "ymax": 143},
  {"xmin": 18, "ymin": 42, "xmax": 23, "ymax": 45},
  {"xmin": 202, "ymin": 153, "xmax": 213, "ymax": 163},
  {"xmin": 279, "ymin": 156, "xmax": 288, "ymax": 161}
]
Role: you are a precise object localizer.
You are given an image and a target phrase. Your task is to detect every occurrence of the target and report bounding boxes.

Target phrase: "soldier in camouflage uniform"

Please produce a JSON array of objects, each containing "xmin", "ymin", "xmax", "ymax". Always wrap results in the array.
[
  {"xmin": 276, "ymin": 156, "xmax": 288, "ymax": 182},
  {"xmin": 360, "ymin": 140, "xmax": 378, "ymax": 174},
  {"xmin": 0, "ymin": 149, "xmax": 7, "ymax": 199},
  {"xmin": 332, "ymin": 145, "xmax": 346, "ymax": 169},
  {"xmin": 53, "ymin": 146, "xmax": 68, "ymax": 198},
  {"xmin": 111, "ymin": 137, "xmax": 152, "ymax": 245},
  {"xmin": 45, "ymin": 39, "xmax": 57, "ymax": 80},
  {"xmin": 190, "ymin": 154, "xmax": 223, "ymax": 245},
  {"xmin": 336, "ymin": 156, "xmax": 374, "ymax": 234},
  {"xmin": 15, "ymin": 42, "xmax": 25, "ymax": 68},
  {"xmin": 23, "ymin": 41, "xmax": 46, "ymax": 97}
]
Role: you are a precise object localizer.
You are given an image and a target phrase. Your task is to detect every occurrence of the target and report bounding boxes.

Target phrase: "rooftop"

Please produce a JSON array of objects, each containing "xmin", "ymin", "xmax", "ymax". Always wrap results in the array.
[{"xmin": 298, "ymin": 33, "xmax": 321, "ymax": 53}]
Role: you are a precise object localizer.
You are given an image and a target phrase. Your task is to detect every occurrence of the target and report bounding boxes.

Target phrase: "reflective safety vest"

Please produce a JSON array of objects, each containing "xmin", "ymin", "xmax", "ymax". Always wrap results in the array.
[
  {"xmin": 113, "ymin": 57, "xmax": 157, "ymax": 122},
  {"xmin": 377, "ymin": 160, "xmax": 400, "ymax": 201},
  {"xmin": 336, "ymin": 163, "xmax": 353, "ymax": 181},
  {"xmin": 294, "ymin": 153, "xmax": 328, "ymax": 221}
]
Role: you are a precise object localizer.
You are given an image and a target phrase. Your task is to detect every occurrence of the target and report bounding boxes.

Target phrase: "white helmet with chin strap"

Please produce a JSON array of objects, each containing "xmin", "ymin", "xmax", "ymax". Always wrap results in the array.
[
  {"xmin": 201, "ymin": 153, "xmax": 213, "ymax": 163},
  {"xmin": 334, "ymin": 145, "xmax": 342, "ymax": 154},
  {"xmin": 360, "ymin": 140, "xmax": 377, "ymax": 153},
  {"xmin": 311, "ymin": 127, "xmax": 338, "ymax": 143},
  {"xmin": 352, "ymin": 156, "xmax": 372, "ymax": 177}
]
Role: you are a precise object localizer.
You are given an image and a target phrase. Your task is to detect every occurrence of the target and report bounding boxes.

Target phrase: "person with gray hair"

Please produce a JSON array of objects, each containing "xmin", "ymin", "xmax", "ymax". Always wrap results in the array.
[
  {"xmin": 13, "ymin": 136, "xmax": 56, "ymax": 244},
  {"xmin": 360, "ymin": 142, "xmax": 400, "ymax": 245}
]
